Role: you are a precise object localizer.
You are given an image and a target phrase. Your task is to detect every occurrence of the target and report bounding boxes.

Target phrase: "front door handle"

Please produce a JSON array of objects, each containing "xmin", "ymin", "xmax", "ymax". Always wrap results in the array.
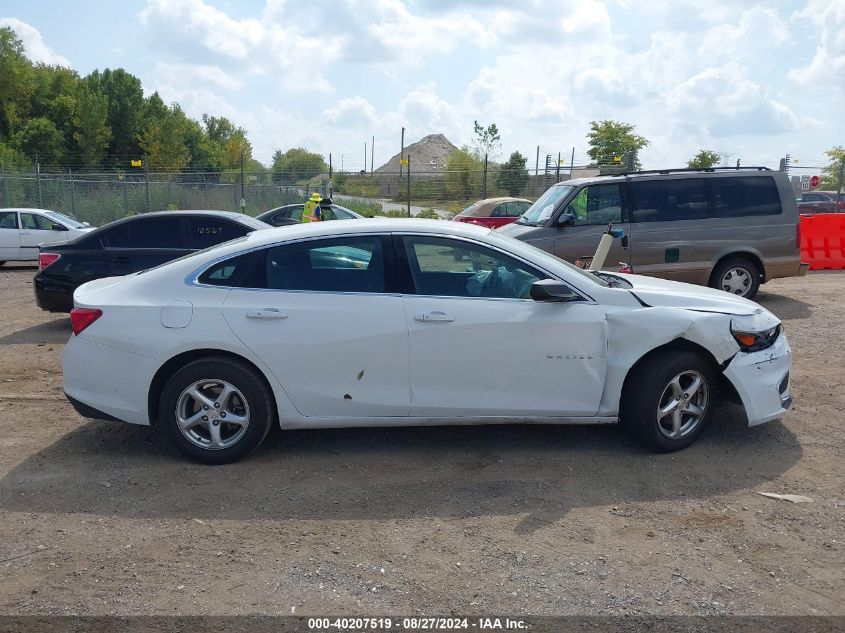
[
  {"xmin": 414, "ymin": 311, "xmax": 455, "ymax": 323},
  {"xmin": 246, "ymin": 308, "xmax": 288, "ymax": 320},
  {"xmin": 111, "ymin": 256, "xmax": 131, "ymax": 264}
]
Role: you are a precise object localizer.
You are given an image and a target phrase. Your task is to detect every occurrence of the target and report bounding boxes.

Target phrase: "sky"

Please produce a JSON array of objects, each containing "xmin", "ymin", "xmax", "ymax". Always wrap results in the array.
[{"xmin": 1, "ymin": 0, "xmax": 842, "ymax": 171}]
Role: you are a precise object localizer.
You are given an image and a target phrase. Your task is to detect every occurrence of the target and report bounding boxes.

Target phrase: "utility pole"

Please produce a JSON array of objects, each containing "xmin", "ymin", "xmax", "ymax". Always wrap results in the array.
[
  {"xmin": 36, "ymin": 155, "xmax": 43, "ymax": 208},
  {"xmin": 407, "ymin": 156, "xmax": 411, "ymax": 218},
  {"xmin": 569, "ymin": 147, "xmax": 575, "ymax": 179},
  {"xmin": 143, "ymin": 154, "xmax": 150, "ymax": 212},
  {"xmin": 399, "ymin": 127, "xmax": 405, "ymax": 179},
  {"xmin": 556, "ymin": 152, "xmax": 561, "ymax": 183},
  {"xmin": 364, "ymin": 142, "xmax": 367, "ymax": 175},
  {"xmin": 239, "ymin": 148, "xmax": 246, "ymax": 211},
  {"xmin": 328, "ymin": 153, "xmax": 332, "ymax": 180},
  {"xmin": 371, "ymin": 135, "xmax": 374, "ymax": 174},
  {"xmin": 482, "ymin": 153, "xmax": 488, "ymax": 198}
]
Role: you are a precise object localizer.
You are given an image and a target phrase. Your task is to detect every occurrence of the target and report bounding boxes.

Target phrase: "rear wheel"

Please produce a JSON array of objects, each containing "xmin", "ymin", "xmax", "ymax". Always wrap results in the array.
[
  {"xmin": 710, "ymin": 257, "xmax": 760, "ymax": 299},
  {"xmin": 621, "ymin": 351, "xmax": 717, "ymax": 452},
  {"xmin": 159, "ymin": 356, "xmax": 274, "ymax": 464}
]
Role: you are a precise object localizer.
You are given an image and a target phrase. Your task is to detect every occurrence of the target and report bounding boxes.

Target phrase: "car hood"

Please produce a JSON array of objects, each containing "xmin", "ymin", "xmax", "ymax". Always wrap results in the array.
[
  {"xmin": 496, "ymin": 222, "xmax": 546, "ymax": 239},
  {"xmin": 620, "ymin": 274, "xmax": 762, "ymax": 316}
]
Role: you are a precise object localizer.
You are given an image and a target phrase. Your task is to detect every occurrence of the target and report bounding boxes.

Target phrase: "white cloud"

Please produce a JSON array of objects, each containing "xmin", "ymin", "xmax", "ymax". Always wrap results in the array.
[
  {"xmin": 788, "ymin": 0, "xmax": 845, "ymax": 86},
  {"xmin": 125, "ymin": 0, "xmax": 840, "ymax": 168},
  {"xmin": 0, "ymin": 18, "xmax": 70, "ymax": 66}
]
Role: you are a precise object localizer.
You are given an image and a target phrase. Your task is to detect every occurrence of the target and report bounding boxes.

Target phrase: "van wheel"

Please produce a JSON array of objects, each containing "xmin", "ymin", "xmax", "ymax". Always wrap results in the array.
[
  {"xmin": 710, "ymin": 257, "xmax": 760, "ymax": 299},
  {"xmin": 159, "ymin": 356, "xmax": 274, "ymax": 464},
  {"xmin": 621, "ymin": 351, "xmax": 716, "ymax": 452}
]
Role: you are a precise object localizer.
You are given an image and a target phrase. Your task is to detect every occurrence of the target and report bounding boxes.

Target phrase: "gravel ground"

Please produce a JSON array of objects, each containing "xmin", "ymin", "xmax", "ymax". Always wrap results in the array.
[{"xmin": 0, "ymin": 263, "xmax": 841, "ymax": 616}]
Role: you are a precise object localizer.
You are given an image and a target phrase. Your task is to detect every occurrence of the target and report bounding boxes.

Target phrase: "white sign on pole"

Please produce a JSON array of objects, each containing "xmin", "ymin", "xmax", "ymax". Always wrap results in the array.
[{"xmin": 800, "ymin": 175, "xmax": 811, "ymax": 191}]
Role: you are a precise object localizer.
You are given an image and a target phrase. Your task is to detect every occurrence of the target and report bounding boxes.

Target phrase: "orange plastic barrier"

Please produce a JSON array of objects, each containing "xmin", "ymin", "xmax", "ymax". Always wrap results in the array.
[{"xmin": 800, "ymin": 213, "xmax": 845, "ymax": 270}]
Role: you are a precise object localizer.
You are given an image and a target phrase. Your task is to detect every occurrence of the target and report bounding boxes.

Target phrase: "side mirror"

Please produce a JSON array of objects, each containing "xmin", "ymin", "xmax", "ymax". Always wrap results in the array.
[
  {"xmin": 530, "ymin": 279, "xmax": 582, "ymax": 302},
  {"xmin": 51, "ymin": 224, "xmax": 68, "ymax": 232},
  {"xmin": 556, "ymin": 213, "xmax": 576, "ymax": 227}
]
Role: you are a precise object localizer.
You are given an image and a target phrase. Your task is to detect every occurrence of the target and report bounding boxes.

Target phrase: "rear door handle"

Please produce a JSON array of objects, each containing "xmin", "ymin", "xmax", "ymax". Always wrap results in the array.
[
  {"xmin": 111, "ymin": 256, "xmax": 131, "ymax": 264},
  {"xmin": 246, "ymin": 308, "xmax": 288, "ymax": 320},
  {"xmin": 414, "ymin": 311, "xmax": 455, "ymax": 323}
]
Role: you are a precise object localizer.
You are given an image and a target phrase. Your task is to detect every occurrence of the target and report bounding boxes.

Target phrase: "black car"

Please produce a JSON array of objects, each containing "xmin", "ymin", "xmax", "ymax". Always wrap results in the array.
[
  {"xmin": 34, "ymin": 210, "xmax": 268, "ymax": 312},
  {"xmin": 256, "ymin": 202, "xmax": 364, "ymax": 226}
]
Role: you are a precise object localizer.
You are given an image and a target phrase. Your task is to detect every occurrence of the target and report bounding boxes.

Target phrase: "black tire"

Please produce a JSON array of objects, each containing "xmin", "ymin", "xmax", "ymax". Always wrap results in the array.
[
  {"xmin": 0, "ymin": 261, "xmax": 6, "ymax": 266},
  {"xmin": 159, "ymin": 356, "xmax": 274, "ymax": 464},
  {"xmin": 710, "ymin": 256, "xmax": 761, "ymax": 299},
  {"xmin": 621, "ymin": 350, "xmax": 717, "ymax": 452}
]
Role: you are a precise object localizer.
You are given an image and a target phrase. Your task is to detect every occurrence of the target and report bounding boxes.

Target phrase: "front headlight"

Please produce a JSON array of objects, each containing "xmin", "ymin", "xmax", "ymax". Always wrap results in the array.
[{"xmin": 731, "ymin": 324, "xmax": 781, "ymax": 352}]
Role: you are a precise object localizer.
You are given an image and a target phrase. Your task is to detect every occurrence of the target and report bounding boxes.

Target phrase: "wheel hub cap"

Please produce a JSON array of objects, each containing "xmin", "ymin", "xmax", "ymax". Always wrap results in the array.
[
  {"xmin": 656, "ymin": 370, "xmax": 709, "ymax": 440},
  {"xmin": 176, "ymin": 379, "xmax": 250, "ymax": 450},
  {"xmin": 721, "ymin": 267, "xmax": 751, "ymax": 295}
]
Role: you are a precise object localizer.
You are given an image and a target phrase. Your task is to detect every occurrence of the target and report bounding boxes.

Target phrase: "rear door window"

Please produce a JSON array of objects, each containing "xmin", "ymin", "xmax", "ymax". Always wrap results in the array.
[
  {"xmin": 265, "ymin": 236, "xmax": 385, "ymax": 293},
  {"xmin": 103, "ymin": 218, "xmax": 184, "ymax": 249},
  {"xmin": 629, "ymin": 179, "xmax": 709, "ymax": 222},
  {"xmin": 712, "ymin": 177, "xmax": 782, "ymax": 217},
  {"xmin": 0, "ymin": 211, "xmax": 18, "ymax": 229},
  {"xmin": 188, "ymin": 218, "xmax": 250, "ymax": 249}
]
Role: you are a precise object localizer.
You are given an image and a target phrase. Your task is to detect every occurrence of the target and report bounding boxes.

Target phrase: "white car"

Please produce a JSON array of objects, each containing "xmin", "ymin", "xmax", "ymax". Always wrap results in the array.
[
  {"xmin": 62, "ymin": 219, "xmax": 792, "ymax": 464},
  {"xmin": 0, "ymin": 208, "xmax": 94, "ymax": 265}
]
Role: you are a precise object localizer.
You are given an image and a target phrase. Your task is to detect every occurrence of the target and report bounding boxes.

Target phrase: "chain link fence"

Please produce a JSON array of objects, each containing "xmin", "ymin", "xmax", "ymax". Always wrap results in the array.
[
  {"xmin": 20, "ymin": 154, "xmax": 825, "ymax": 225},
  {"xmin": 0, "ymin": 164, "xmax": 608, "ymax": 225}
]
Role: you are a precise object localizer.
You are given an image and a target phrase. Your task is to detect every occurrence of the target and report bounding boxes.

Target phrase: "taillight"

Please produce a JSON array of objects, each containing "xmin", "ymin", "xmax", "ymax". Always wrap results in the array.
[
  {"xmin": 70, "ymin": 308, "xmax": 102, "ymax": 335},
  {"xmin": 39, "ymin": 252, "xmax": 61, "ymax": 270},
  {"xmin": 837, "ymin": 200, "xmax": 845, "ymax": 212}
]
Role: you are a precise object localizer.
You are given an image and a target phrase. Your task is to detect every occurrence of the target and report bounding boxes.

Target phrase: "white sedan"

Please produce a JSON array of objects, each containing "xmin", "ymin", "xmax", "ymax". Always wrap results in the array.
[
  {"xmin": 0, "ymin": 208, "xmax": 94, "ymax": 265},
  {"xmin": 62, "ymin": 219, "xmax": 792, "ymax": 463}
]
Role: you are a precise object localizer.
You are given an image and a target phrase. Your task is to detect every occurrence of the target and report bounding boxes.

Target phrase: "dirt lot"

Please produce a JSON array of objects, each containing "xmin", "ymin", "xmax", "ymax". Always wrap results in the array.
[{"xmin": 0, "ymin": 263, "xmax": 841, "ymax": 616}]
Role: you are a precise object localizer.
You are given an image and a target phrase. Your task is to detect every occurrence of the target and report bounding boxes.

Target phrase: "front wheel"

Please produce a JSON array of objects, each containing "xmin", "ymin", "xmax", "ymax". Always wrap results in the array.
[
  {"xmin": 621, "ymin": 351, "xmax": 717, "ymax": 452},
  {"xmin": 159, "ymin": 356, "xmax": 274, "ymax": 464}
]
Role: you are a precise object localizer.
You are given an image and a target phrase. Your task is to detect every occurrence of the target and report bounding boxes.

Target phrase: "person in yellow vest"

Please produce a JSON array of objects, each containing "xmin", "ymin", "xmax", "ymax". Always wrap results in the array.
[{"xmin": 302, "ymin": 192, "xmax": 322, "ymax": 223}]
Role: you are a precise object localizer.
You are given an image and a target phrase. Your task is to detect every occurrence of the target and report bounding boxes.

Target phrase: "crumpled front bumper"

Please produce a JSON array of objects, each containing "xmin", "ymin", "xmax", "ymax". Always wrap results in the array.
[{"xmin": 723, "ymin": 332, "xmax": 792, "ymax": 427}]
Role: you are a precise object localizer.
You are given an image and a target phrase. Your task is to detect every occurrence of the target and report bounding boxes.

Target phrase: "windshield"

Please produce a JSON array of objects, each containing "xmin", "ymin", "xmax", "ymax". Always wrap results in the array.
[
  {"xmin": 43, "ymin": 210, "xmax": 86, "ymax": 229},
  {"xmin": 486, "ymin": 230, "xmax": 609, "ymax": 288},
  {"xmin": 517, "ymin": 185, "xmax": 574, "ymax": 225}
]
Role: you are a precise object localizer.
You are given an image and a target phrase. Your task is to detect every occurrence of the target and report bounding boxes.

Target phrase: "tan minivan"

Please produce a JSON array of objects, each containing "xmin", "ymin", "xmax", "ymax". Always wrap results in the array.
[{"xmin": 498, "ymin": 167, "xmax": 808, "ymax": 299}]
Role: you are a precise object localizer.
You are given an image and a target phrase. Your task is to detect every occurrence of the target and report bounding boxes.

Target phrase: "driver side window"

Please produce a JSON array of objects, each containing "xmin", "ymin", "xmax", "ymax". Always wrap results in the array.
[
  {"xmin": 403, "ymin": 236, "xmax": 546, "ymax": 299},
  {"xmin": 563, "ymin": 184, "xmax": 622, "ymax": 226}
]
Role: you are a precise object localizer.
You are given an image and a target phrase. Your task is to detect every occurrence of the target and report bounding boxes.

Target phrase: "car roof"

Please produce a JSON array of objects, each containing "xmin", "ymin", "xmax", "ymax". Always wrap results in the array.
[
  {"xmin": 0, "ymin": 207, "xmax": 59, "ymax": 214},
  {"xmin": 553, "ymin": 168, "xmax": 779, "ymax": 188},
  {"xmin": 240, "ymin": 218, "xmax": 490, "ymax": 248}
]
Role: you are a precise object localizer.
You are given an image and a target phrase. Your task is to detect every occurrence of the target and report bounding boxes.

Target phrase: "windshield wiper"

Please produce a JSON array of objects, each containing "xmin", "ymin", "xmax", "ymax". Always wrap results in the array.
[{"xmin": 516, "ymin": 219, "xmax": 538, "ymax": 226}]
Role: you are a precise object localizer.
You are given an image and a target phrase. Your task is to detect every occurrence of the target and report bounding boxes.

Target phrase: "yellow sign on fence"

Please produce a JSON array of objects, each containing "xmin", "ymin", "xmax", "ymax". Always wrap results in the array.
[
  {"xmin": 130, "ymin": 159, "xmax": 143, "ymax": 167},
  {"xmin": 399, "ymin": 159, "xmax": 409, "ymax": 166}
]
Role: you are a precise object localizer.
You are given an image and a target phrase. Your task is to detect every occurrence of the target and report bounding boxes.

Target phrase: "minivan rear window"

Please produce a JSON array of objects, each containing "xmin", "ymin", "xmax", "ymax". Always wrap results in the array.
[
  {"xmin": 629, "ymin": 179, "xmax": 709, "ymax": 223},
  {"xmin": 712, "ymin": 177, "xmax": 782, "ymax": 217}
]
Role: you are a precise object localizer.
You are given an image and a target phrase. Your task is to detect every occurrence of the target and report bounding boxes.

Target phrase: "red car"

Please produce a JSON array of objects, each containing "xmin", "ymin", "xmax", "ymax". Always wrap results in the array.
[{"xmin": 452, "ymin": 197, "xmax": 533, "ymax": 228}]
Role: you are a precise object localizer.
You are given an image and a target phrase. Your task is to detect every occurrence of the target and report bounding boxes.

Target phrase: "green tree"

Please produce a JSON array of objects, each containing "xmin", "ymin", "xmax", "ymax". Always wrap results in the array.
[
  {"xmin": 496, "ymin": 151, "xmax": 529, "ymax": 196},
  {"xmin": 223, "ymin": 129, "xmax": 252, "ymax": 170},
  {"xmin": 0, "ymin": 27, "xmax": 36, "ymax": 138},
  {"xmin": 182, "ymin": 117, "xmax": 223, "ymax": 172},
  {"xmin": 11, "ymin": 117, "xmax": 65, "ymax": 167},
  {"xmin": 472, "ymin": 120, "xmax": 501, "ymax": 161},
  {"xmin": 271, "ymin": 147, "xmax": 327, "ymax": 183},
  {"xmin": 138, "ymin": 101, "xmax": 190, "ymax": 171},
  {"xmin": 85, "ymin": 68, "xmax": 144, "ymax": 161},
  {"xmin": 820, "ymin": 146, "xmax": 845, "ymax": 190},
  {"xmin": 586, "ymin": 120, "xmax": 649, "ymax": 170},
  {"xmin": 687, "ymin": 149, "xmax": 721, "ymax": 169},
  {"xmin": 445, "ymin": 146, "xmax": 483, "ymax": 199},
  {"xmin": 73, "ymin": 86, "xmax": 111, "ymax": 168},
  {"xmin": 203, "ymin": 114, "xmax": 240, "ymax": 145}
]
